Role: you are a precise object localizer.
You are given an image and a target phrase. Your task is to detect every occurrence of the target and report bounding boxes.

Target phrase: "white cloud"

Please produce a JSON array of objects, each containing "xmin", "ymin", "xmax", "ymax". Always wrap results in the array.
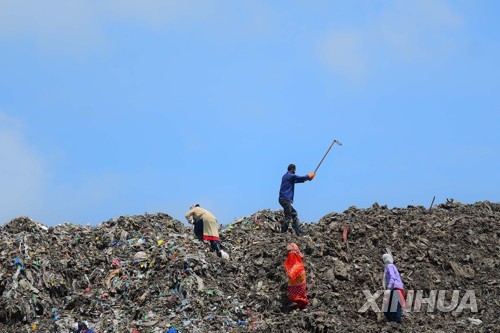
[
  {"xmin": 108, "ymin": 0, "xmax": 215, "ymax": 27},
  {"xmin": 318, "ymin": 0, "xmax": 462, "ymax": 81},
  {"xmin": 0, "ymin": 0, "xmax": 105, "ymax": 52},
  {"xmin": 376, "ymin": 0, "xmax": 461, "ymax": 59},
  {"xmin": 320, "ymin": 30, "xmax": 367, "ymax": 82},
  {"xmin": 0, "ymin": 113, "xmax": 47, "ymax": 222},
  {"xmin": 0, "ymin": 112, "xmax": 127, "ymax": 225},
  {"xmin": 0, "ymin": 0, "xmax": 202, "ymax": 52},
  {"xmin": 0, "ymin": 0, "xmax": 261, "ymax": 52}
]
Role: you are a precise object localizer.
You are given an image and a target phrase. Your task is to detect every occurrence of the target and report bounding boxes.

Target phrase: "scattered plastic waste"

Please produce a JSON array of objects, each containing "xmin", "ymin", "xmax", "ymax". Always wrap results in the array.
[{"xmin": 0, "ymin": 203, "xmax": 497, "ymax": 332}]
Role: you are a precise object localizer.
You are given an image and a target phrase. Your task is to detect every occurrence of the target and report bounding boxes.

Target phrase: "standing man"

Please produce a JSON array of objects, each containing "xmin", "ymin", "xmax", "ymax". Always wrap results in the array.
[
  {"xmin": 278, "ymin": 164, "xmax": 315, "ymax": 235},
  {"xmin": 185, "ymin": 204, "xmax": 224, "ymax": 257}
]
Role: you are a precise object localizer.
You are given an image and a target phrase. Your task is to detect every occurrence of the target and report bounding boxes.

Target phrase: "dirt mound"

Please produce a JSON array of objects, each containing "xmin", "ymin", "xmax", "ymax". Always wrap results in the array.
[{"xmin": 0, "ymin": 202, "xmax": 498, "ymax": 332}]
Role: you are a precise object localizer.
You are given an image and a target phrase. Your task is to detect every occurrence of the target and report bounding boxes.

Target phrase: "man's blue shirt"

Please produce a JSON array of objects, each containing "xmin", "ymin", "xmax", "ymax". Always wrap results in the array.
[{"xmin": 279, "ymin": 171, "xmax": 309, "ymax": 203}]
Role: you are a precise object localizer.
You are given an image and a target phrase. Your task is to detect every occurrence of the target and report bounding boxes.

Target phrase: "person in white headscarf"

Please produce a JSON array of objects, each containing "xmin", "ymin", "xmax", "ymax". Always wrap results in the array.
[{"xmin": 382, "ymin": 253, "xmax": 405, "ymax": 324}]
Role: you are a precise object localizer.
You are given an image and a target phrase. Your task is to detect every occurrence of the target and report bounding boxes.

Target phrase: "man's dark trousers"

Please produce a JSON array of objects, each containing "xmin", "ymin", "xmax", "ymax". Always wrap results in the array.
[{"xmin": 279, "ymin": 197, "xmax": 302, "ymax": 235}]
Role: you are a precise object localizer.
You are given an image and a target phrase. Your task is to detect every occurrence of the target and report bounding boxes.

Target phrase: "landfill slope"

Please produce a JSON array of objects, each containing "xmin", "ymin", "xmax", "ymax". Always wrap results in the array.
[{"xmin": 0, "ymin": 202, "xmax": 498, "ymax": 332}]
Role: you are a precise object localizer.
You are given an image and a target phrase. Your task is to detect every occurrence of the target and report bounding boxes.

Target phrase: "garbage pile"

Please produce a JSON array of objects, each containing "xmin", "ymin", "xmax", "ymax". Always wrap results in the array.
[{"xmin": 0, "ymin": 202, "xmax": 498, "ymax": 332}]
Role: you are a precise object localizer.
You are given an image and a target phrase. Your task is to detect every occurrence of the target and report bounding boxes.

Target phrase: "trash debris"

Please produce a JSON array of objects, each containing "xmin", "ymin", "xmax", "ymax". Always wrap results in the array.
[
  {"xmin": 467, "ymin": 317, "xmax": 483, "ymax": 325},
  {"xmin": 0, "ymin": 202, "xmax": 498, "ymax": 332}
]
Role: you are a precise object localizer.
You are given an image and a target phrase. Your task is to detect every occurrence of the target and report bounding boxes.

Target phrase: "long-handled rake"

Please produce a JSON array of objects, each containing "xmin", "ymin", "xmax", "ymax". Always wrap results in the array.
[{"xmin": 314, "ymin": 139, "xmax": 342, "ymax": 174}]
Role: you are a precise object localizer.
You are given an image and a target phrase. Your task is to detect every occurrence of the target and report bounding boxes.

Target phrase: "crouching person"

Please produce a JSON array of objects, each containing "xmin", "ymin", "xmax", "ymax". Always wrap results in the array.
[
  {"xmin": 185, "ymin": 204, "xmax": 229, "ymax": 259},
  {"xmin": 382, "ymin": 253, "xmax": 405, "ymax": 324}
]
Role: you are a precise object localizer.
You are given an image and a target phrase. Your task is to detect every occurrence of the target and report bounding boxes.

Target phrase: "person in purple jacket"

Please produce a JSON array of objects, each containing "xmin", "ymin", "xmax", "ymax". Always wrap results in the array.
[
  {"xmin": 382, "ymin": 253, "xmax": 405, "ymax": 324},
  {"xmin": 278, "ymin": 164, "xmax": 315, "ymax": 235}
]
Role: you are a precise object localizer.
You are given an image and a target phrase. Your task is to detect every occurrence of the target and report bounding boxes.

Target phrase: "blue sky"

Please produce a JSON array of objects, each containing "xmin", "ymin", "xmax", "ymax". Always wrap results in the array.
[{"xmin": 1, "ymin": 0, "xmax": 499, "ymax": 226}]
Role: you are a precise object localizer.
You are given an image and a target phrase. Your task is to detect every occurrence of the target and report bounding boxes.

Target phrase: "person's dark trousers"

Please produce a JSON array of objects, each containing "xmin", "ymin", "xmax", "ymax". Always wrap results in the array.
[
  {"xmin": 279, "ymin": 197, "xmax": 302, "ymax": 235},
  {"xmin": 209, "ymin": 240, "xmax": 222, "ymax": 257},
  {"xmin": 384, "ymin": 289, "xmax": 402, "ymax": 324},
  {"xmin": 194, "ymin": 219, "xmax": 204, "ymax": 241}
]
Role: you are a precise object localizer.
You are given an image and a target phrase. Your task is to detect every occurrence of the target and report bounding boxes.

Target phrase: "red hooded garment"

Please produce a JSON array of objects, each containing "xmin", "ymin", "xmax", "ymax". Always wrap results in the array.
[{"xmin": 283, "ymin": 243, "xmax": 308, "ymax": 307}]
